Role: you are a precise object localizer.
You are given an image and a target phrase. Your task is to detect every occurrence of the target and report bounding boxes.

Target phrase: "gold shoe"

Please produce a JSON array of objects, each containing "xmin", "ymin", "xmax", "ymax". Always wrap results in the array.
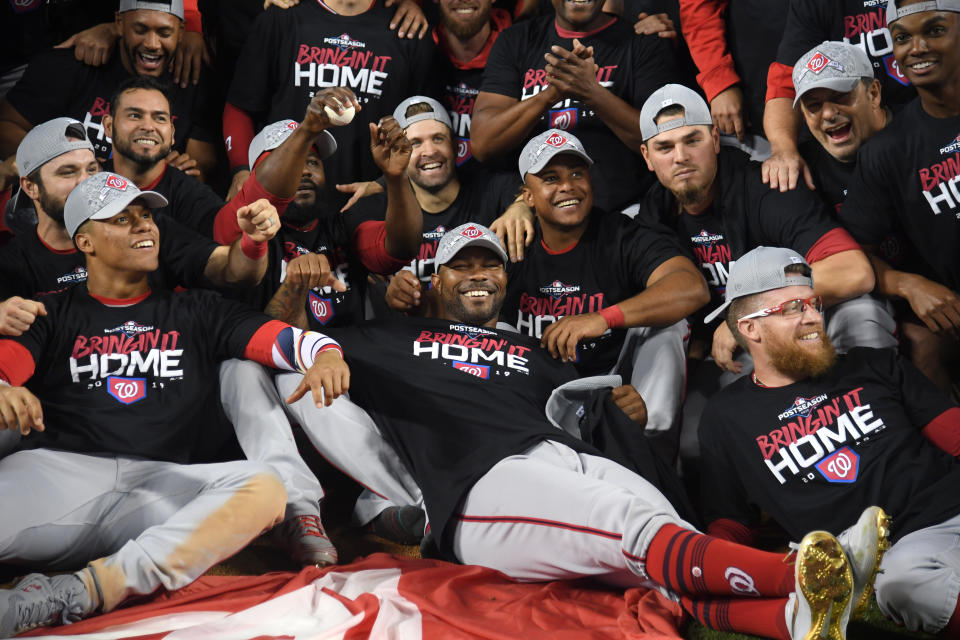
[{"xmin": 790, "ymin": 531, "xmax": 854, "ymax": 640}]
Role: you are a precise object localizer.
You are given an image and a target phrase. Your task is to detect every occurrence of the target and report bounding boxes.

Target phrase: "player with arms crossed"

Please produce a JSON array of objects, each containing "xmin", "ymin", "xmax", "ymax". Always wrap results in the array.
[{"xmin": 0, "ymin": 172, "xmax": 349, "ymax": 636}]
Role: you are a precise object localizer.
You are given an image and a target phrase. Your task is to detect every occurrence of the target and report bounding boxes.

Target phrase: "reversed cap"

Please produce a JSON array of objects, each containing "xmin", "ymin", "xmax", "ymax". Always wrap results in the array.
[
  {"xmin": 393, "ymin": 95, "xmax": 453, "ymax": 131},
  {"xmin": 887, "ymin": 0, "xmax": 960, "ymax": 24},
  {"xmin": 518, "ymin": 129, "xmax": 593, "ymax": 179},
  {"xmin": 435, "ymin": 223, "xmax": 508, "ymax": 268},
  {"xmin": 247, "ymin": 119, "xmax": 337, "ymax": 169},
  {"xmin": 639, "ymin": 84, "xmax": 713, "ymax": 142},
  {"xmin": 64, "ymin": 172, "xmax": 168, "ymax": 238},
  {"xmin": 793, "ymin": 41, "xmax": 875, "ymax": 107},
  {"xmin": 703, "ymin": 246, "xmax": 814, "ymax": 323},
  {"xmin": 118, "ymin": 0, "xmax": 185, "ymax": 19},
  {"xmin": 17, "ymin": 117, "xmax": 94, "ymax": 179}
]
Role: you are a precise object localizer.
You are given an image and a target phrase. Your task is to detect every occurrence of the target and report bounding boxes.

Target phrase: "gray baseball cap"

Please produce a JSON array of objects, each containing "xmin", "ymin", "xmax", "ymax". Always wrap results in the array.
[
  {"xmin": 703, "ymin": 246, "xmax": 814, "ymax": 323},
  {"xmin": 64, "ymin": 172, "xmax": 167, "ymax": 238},
  {"xmin": 118, "ymin": 0, "xmax": 185, "ymax": 19},
  {"xmin": 639, "ymin": 84, "xmax": 713, "ymax": 142},
  {"xmin": 17, "ymin": 117, "xmax": 94, "ymax": 179},
  {"xmin": 393, "ymin": 95, "xmax": 454, "ymax": 131},
  {"xmin": 435, "ymin": 223, "xmax": 508, "ymax": 268},
  {"xmin": 248, "ymin": 119, "xmax": 337, "ymax": 169},
  {"xmin": 793, "ymin": 41, "xmax": 875, "ymax": 107},
  {"xmin": 518, "ymin": 129, "xmax": 593, "ymax": 179},
  {"xmin": 887, "ymin": 0, "xmax": 960, "ymax": 24}
]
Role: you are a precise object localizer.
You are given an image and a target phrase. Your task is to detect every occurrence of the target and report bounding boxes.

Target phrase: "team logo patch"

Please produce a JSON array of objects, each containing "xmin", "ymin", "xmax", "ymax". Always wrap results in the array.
[
  {"xmin": 107, "ymin": 376, "xmax": 146, "ymax": 405},
  {"xmin": 778, "ymin": 394, "xmax": 829, "ymax": 421},
  {"xmin": 815, "ymin": 446, "xmax": 860, "ymax": 483},
  {"xmin": 545, "ymin": 132, "xmax": 568, "ymax": 147},
  {"xmin": 456, "ymin": 137, "xmax": 472, "ymax": 166},
  {"xmin": 806, "ymin": 52, "xmax": 834, "ymax": 74},
  {"xmin": 549, "ymin": 108, "xmax": 578, "ymax": 131},
  {"xmin": 690, "ymin": 229, "xmax": 724, "ymax": 246},
  {"xmin": 308, "ymin": 291, "xmax": 335, "ymax": 325},
  {"xmin": 884, "ymin": 54, "xmax": 910, "ymax": 86},
  {"xmin": 105, "ymin": 175, "xmax": 128, "ymax": 191},
  {"xmin": 724, "ymin": 567, "xmax": 760, "ymax": 596},
  {"xmin": 452, "ymin": 361, "xmax": 490, "ymax": 378},
  {"xmin": 461, "ymin": 226, "xmax": 482, "ymax": 239},
  {"xmin": 104, "ymin": 321, "xmax": 155, "ymax": 338},
  {"xmin": 286, "ymin": 121, "xmax": 299, "ymax": 130},
  {"xmin": 539, "ymin": 280, "xmax": 581, "ymax": 300},
  {"xmin": 323, "ymin": 33, "xmax": 366, "ymax": 50}
]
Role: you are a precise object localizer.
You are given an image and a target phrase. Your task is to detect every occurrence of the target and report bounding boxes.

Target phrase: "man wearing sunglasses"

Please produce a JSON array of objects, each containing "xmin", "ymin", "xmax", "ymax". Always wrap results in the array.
[{"xmin": 698, "ymin": 245, "xmax": 960, "ymax": 637}]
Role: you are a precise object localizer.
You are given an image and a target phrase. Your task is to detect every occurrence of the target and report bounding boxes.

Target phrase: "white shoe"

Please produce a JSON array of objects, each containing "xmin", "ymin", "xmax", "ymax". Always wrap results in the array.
[
  {"xmin": 836, "ymin": 506, "xmax": 890, "ymax": 618},
  {"xmin": 789, "ymin": 531, "xmax": 854, "ymax": 640}
]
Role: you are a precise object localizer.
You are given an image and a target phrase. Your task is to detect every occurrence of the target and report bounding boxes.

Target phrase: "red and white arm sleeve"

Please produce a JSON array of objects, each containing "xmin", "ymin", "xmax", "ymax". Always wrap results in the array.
[
  {"xmin": 0, "ymin": 341, "xmax": 36, "ymax": 386},
  {"xmin": 243, "ymin": 320, "xmax": 343, "ymax": 373}
]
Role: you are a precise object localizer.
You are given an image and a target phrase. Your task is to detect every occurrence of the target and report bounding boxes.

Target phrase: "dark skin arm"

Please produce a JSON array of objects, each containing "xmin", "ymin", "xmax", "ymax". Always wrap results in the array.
[
  {"xmin": 264, "ymin": 252, "xmax": 346, "ymax": 329},
  {"xmin": 0, "ymin": 100, "xmax": 32, "ymax": 161},
  {"xmin": 369, "ymin": 116, "xmax": 421, "ymax": 260},
  {"xmin": 868, "ymin": 250, "xmax": 960, "ymax": 335},
  {"xmin": 542, "ymin": 255, "xmax": 709, "ymax": 361}
]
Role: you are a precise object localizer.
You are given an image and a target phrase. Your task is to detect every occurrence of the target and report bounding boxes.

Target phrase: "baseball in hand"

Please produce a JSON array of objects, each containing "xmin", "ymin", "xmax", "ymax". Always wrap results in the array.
[{"xmin": 324, "ymin": 104, "xmax": 356, "ymax": 126}]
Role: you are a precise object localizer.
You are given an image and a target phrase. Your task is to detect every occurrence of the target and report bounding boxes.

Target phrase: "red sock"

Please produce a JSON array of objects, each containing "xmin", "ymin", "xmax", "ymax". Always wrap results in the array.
[
  {"xmin": 942, "ymin": 596, "xmax": 960, "ymax": 638},
  {"xmin": 645, "ymin": 524, "xmax": 794, "ymax": 597},
  {"xmin": 680, "ymin": 595, "xmax": 790, "ymax": 640}
]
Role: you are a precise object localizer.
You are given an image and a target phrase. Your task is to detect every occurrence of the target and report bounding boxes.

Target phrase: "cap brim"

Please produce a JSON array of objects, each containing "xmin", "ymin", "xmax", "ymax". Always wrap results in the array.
[
  {"xmin": 313, "ymin": 130, "xmax": 337, "ymax": 160},
  {"xmin": 794, "ymin": 77, "xmax": 861, "ymax": 107},
  {"xmin": 525, "ymin": 149, "xmax": 594, "ymax": 178},
  {"xmin": 80, "ymin": 190, "xmax": 169, "ymax": 231},
  {"xmin": 703, "ymin": 300, "xmax": 731, "ymax": 324}
]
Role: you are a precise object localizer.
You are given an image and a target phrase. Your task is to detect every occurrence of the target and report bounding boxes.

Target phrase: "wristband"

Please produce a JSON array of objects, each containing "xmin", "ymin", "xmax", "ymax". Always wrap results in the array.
[
  {"xmin": 599, "ymin": 305, "xmax": 625, "ymax": 329},
  {"xmin": 240, "ymin": 232, "xmax": 268, "ymax": 260}
]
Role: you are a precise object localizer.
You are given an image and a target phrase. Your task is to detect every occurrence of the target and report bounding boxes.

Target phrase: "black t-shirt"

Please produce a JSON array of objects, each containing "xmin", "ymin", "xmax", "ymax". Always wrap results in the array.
[
  {"xmin": 329, "ymin": 317, "xmax": 595, "ymax": 559},
  {"xmin": 0, "ymin": 216, "xmax": 215, "ymax": 300},
  {"xmin": 776, "ymin": 0, "xmax": 917, "ymax": 110},
  {"xmin": 0, "ymin": 0, "xmax": 113, "ymax": 75},
  {"xmin": 501, "ymin": 210, "xmax": 684, "ymax": 376},
  {"xmin": 799, "ymin": 140, "xmax": 853, "ymax": 215},
  {"xmin": 6, "ymin": 49, "xmax": 216, "ymax": 162},
  {"xmin": 480, "ymin": 14, "xmax": 677, "ymax": 212},
  {"xmin": 227, "ymin": 2, "xmax": 436, "ymax": 192},
  {"xmin": 11, "ymin": 285, "xmax": 270, "ymax": 463},
  {"xmin": 725, "ymin": 0, "xmax": 788, "ymax": 133},
  {"xmin": 350, "ymin": 171, "xmax": 520, "ymax": 282},
  {"xmin": 636, "ymin": 148, "xmax": 837, "ymax": 315},
  {"xmin": 699, "ymin": 347, "xmax": 960, "ymax": 542},
  {"xmin": 103, "ymin": 162, "xmax": 223, "ymax": 237},
  {"xmin": 840, "ymin": 99, "xmax": 960, "ymax": 290}
]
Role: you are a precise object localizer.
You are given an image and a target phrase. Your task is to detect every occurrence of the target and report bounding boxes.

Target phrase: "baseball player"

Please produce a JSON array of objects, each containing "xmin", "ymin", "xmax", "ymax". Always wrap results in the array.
[
  {"xmin": 839, "ymin": 0, "xmax": 960, "ymax": 396},
  {"xmin": 495, "ymin": 128, "xmax": 707, "ymax": 456},
  {"xmin": 698, "ymin": 245, "xmax": 960, "ymax": 635},
  {"xmin": 276, "ymin": 222, "xmax": 880, "ymax": 640},
  {"xmin": 0, "ymin": 171, "xmax": 350, "ymax": 636}
]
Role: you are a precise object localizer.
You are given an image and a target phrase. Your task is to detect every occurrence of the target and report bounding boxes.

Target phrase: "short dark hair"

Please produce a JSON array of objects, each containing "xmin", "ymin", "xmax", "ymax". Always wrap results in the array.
[
  {"xmin": 404, "ymin": 102, "xmax": 435, "ymax": 119},
  {"xmin": 724, "ymin": 262, "xmax": 812, "ymax": 349},
  {"xmin": 653, "ymin": 104, "xmax": 686, "ymax": 125},
  {"xmin": 108, "ymin": 76, "xmax": 173, "ymax": 116}
]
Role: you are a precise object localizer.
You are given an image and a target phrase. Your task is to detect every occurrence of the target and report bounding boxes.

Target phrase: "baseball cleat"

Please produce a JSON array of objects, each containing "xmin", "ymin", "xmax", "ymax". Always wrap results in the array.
[
  {"xmin": 790, "ymin": 531, "xmax": 854, "ymax": 640},
  {"xmin": 836, "ymin": 506, "xmax": 891, "ymax": 618},
  {"xmin": 0, "ymin": 573, "xmax": 93, "ymax": 637},
  {"xmin": 369, "ymin": 506, "xmax": 426, "ymax": 546},
  {"xmin": 273, "ymin": 514, "xmax": 338, "ymax": 567}
]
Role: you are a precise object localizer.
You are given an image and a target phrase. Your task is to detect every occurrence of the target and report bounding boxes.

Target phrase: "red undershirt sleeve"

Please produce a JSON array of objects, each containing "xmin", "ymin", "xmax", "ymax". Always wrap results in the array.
[
  {"xmin": 921, "ymin": 407, "xmax": 960, "ymax": 457},
  {"xmin": 765, "ymin": 61, "xmax": 796, "ymax": 102},
  {"xmin": 0, "ymin": 188, "xmax": 10, "ymax": 234},
  {"xmin": 183, "ymin": 0, "xmax": 202, "ymax": 32},
  {"xmin": 352, "ymin": 220, "xmax": 413, "ymax": 275},
  {"xmin": 804, "ymin": 228, "xmax": 861, "ymax": 264},
  {"xmin": 678, "ymin": 0, "xmax": 741, "ymax": 102},
  {"xmin": 212, "ymin": 168, "xmax": 292, "ymax": 245},
  {"xmin": 0, "ymin": 341, "xmax": 36, "ymax": 386},
  {"xmin": 223, "ymin": 102, "xmax": 256, "ymax": 171},
  {"xmin": 243, "ymin": 320, "xmax": 288, "ymax": 367}
]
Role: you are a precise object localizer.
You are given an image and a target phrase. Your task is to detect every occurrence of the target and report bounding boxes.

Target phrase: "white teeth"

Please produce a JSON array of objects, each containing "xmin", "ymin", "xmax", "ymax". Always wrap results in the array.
[
  {"xmin": 555, "ymin": 199, "xmax": 580, "ymax": 208},
  {"xmin": 134, "ymin": 138, "xmax": 157, "ymax": 145},
  {"xmin": 464, "ymin": 290, "xmax": 489, "ymax": 297},
  {"xmin": 910, "ymin": 61, "xmax": 934, "ymax": 69},
  {"xmin": 422, "ymin": 162, "xmax": 442, "ymax": 170},
  {"xmin": 140, "ymin": 53, "xmax": 160, "ymax": 61},
  {"xmin": 134, "ymin": 240, "xmax": 154, "ymax": 248},
  {"xmin": 799, "ymin": 332, "xmax": 819, "ymax": 340}
]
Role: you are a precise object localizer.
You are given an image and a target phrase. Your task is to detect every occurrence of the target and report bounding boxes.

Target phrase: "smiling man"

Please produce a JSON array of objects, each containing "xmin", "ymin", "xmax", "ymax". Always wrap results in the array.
[
  {"xmin": 0, "ymin": 171, "xmax": 351, "ymax": 636},
  {"xmin": 0, "ymin": 0, "xmax": 218, "ymax": 178},
  {"xmin": 698, "ymin": 246, "xmax": 960, "ymax": 636},
  {"xmin": 839, "ymin": 0, "xmax": 960, "ymax": 395},
  {"xmin": 498, "ymin": 129, "xmax": 708, "ymax": 453}
]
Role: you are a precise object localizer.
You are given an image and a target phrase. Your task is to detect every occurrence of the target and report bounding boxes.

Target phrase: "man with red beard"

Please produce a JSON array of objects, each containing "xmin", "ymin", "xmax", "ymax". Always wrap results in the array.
[
  {"xmin": 0, "ymin": 0, "xmax": 218, "ymax": 179},
  {"xmin": 432, "ymin": 0, "xmax": 513, "ymax": 177},
  {"xmin": 697, "ymin": 245, "xmax": 960, "ymax": 636}
]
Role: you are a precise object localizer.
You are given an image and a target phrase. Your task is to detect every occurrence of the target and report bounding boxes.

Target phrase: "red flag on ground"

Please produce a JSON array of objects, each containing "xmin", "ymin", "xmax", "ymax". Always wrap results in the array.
[{"xmin": 25, "ymin": 554, "xmax": 685, "ymax": 639}]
